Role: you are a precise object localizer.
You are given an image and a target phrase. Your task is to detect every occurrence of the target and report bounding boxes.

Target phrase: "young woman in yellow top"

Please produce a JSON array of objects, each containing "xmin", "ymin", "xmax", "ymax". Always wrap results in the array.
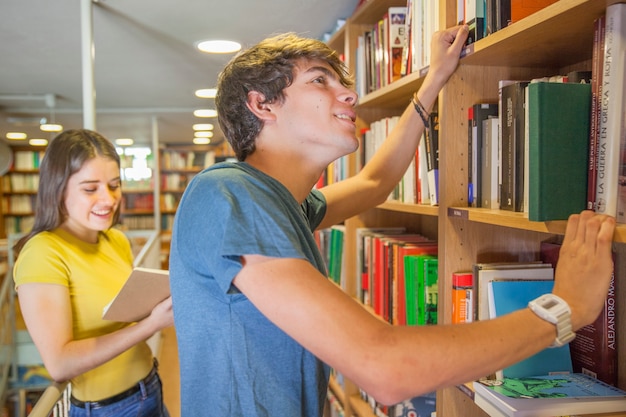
[{"xmin": 13, "ymin": 129, "xmax": 173, "ymax": 417}]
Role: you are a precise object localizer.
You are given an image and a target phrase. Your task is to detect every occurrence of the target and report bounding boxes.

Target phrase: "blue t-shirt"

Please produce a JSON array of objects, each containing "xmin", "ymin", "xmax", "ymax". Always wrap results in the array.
[{"xmin": 169, "ymin": 162, "xmax": 330, "ymax": 417}]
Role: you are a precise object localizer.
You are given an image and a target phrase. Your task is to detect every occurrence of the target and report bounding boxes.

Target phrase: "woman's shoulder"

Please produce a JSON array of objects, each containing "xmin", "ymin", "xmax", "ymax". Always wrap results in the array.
[
  {"xmin": 24, "ymin": 230, "xmax": 65, "ymax": 249},
  {"xmin": 104, "ymin": 227, "xmax": 128, "ymax": 240},
  {"xmin": 102, "ymin": 227, "xmax": 132, "ymax": 248}
]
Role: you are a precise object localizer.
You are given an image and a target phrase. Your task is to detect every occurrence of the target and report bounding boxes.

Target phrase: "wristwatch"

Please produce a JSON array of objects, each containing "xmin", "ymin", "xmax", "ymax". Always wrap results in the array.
[{"xmin": 527, "ymin": 294, "xmax": 576, "ymax": 348}]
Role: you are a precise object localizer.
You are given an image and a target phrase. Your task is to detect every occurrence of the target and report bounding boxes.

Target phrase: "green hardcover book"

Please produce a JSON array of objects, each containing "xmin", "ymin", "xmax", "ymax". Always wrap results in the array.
[
  {"xmin": 328, "ymin": 225, "xmax": 345, "ymax": 284},
  {"xmin": 422, "ymin": 257, "xmax": 439, "ymax": 325},
  {"xmin": 404, "ymin": 254, "xmax": 436, "ymax": 326},
  {"xmin": 528, "ymin": 82, "xmax": 591, "ymax": 221}
]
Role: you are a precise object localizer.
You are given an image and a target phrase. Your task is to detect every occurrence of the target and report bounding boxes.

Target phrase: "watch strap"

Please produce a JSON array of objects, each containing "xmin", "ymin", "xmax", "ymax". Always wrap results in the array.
[{"xmin": 528, "ymin": 294, "xmax": 576, "ymax": 348}]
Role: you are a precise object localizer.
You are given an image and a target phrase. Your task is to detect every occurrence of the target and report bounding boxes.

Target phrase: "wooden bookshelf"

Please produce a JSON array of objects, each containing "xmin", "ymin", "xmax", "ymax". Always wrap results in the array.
[
  {"xmin": 157, "ymin": 143, "xmax": 235, "ymax": 269},
  {"xmin": 327, "ymin": 1, "xmax": 626, "ymax": 416},
  {"xmin": 0, "ymin": 146, "xmax": 45, "ymax": 238}
]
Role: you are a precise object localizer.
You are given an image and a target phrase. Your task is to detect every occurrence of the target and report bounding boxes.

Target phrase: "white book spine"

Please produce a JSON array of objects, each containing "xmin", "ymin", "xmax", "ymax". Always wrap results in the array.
[{"xmin": 597, "ymin": 3, "xmax": 626, "ymax": 217}]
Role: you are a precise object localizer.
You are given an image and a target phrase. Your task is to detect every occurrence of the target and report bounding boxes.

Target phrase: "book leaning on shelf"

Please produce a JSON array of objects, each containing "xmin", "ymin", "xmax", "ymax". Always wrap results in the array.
[
  {"xmin": 473, "ymin": 373, "xmax": 626, "ymax": 417},
  {"xmin": 540, "ymin": 241, "xmax": 618, "ymax": 387},
  {"xmin": 527, "ymin": 81, "xmax": 590, "ymax": 221},
  {"xmin": 499, "ymin": 80, "xmax": 529, "ymax": 212},
  {"xmin": 597, "ymin": 3, "xmax": 626, "ymax": 218},
  {"xmin": 487, "ymin": 279, "xmax": 572, "ymax": 379},
  {"xmin": 467, "ymin": 102, "xmax": 498, "ymax": 207}
]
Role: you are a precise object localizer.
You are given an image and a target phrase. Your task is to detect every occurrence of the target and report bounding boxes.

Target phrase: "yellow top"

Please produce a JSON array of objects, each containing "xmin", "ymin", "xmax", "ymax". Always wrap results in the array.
[{"xmin": 13, "ymin": 227, "xmax": 154, "ymax": 401}]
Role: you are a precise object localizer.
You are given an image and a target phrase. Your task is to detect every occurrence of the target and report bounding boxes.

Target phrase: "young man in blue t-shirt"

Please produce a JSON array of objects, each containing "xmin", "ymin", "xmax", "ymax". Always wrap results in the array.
[{"xmin": 169, "ymin": 26, "xmax": 615, "ymax": 417}]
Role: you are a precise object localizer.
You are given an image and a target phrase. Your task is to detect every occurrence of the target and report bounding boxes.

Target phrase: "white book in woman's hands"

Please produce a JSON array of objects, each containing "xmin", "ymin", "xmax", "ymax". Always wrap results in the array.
[{"xmin": 102, "ymin": 267, "xmax": 170, "ymax": 322}]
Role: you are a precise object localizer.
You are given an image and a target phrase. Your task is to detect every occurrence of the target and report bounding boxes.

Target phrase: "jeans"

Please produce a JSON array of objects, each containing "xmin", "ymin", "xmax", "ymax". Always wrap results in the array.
[{"xmin": 68, "ymin": 368, "xmax": 169, "ymax": 417}]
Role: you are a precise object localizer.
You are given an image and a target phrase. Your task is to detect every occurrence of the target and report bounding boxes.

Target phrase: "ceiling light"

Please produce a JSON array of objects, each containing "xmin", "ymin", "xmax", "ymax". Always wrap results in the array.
[
  {"xmin": 40, "ymin": 123, "xmax": 63, "ymax": 132},
  {"xmin": 194, "ymin": 131, "xmax": 214, "ymax": 138},
  {"xmin": 29, "ymin": 138, "xmax": 48, "ymax": 146},
  {"xmin": 193, "ymin": 137, "xmax": 211, "ymax": 145},
  {"xmin": 193, "ymin": 123, "xmax": 214, "ymax": 131},
  {"xmin": 6, "ymin": 132, "xmax": 27, "ymax": 140},
  {"xmin": 195, "ymin": 88, "xmax": 217, "ymax": 98},
  {"xmin": 194, "ymin": 109, "xmax": 218, "ymax": 118},
  {"xmin": 41, "ymin": 93, "xmax": 63, "ymax": 132},
  {"xmin": 115, "ymin": 138, "xmax": 134, "ymax": 146},
  {"xmin": 196, "ymin": 40, "xmax": 241, "ymax": 54}
]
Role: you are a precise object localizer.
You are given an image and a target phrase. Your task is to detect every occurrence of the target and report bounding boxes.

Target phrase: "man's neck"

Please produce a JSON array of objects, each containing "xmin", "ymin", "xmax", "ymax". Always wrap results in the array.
[{"xmin": 245, "ymin": 150, "xmax": 325, "ymax": 204}]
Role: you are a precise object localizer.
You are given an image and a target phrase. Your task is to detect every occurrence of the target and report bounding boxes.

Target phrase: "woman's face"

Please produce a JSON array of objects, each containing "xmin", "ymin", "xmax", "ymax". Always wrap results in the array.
[{"xmin": 62, "ymin": 156, "xmax": 122, "ymax": 243}]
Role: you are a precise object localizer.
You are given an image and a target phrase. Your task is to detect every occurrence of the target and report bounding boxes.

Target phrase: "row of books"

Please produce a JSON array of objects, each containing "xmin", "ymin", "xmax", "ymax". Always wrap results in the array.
[
  {"xmin": 455, "ymin": 240, "xmax": 622, "ymax": 415},
  {"xmin": 160, "ymin": 150, "xmax": 215, "ymax": 171},
  {"xmin": 122, "ymin": 193, "xmax": 154, "ymax": 211},
  {"xmin": 467, "ymin": 4, "xmax": 626, "ymax": 224},
  {"xmin": 119, "ymin": 214, "xmax": 156, "ymax": 230},
  {"xmin": 461, "ymin": 0, "xmax": 559, "ymax": 45},
  {"xmin": 354, "ymin": 2, "xmax": 438, "ymax": 98},
  {"xmin": 319, "ymin": 222, "xmax": 618, "ymax": 390},
  {"xmin": 121, "ymin": 178, "xmax": 152, "ymax": 191},
  {"xmin": 319, "ymin": 229, "xmax": 622, "ymax": 415},
  {"xmin": 4, "ymin": 215, "xmax": 34, "ymax": 235},
  {"xmin": 3, "ymin": 173, "xmax": 39, "ymax": 193},
  {"xmin": 353, "ymin": 0, "xmax": 560, "ymax": 100},
  {"xmin": 11, "ymin": 150, "xmax": 44, "ymax": 171},
  {"xmin": 362, "ymin": 112, "xmax": 439, "ymax": 206},
  {"xmin": 319, "ymin": 226, "xmax": 440, "ymax": 326},
  {"xmin": 467, "ymin": 76, "xmax": 592, "ymax": 221},
  {"xmin": 2, "ymin": 194, "xmax": 35, "ymax": 215},
  {"xmin": 453, "ymin": 253, "xmax": 617, "ymax": 385},
  {"xmin": 161, "ymin": 172, "xmax": 196, "ymax": 191}
]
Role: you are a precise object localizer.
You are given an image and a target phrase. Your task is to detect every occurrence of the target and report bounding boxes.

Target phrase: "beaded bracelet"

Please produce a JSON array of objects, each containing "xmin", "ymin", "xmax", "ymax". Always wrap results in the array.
[{"xmin": 411, "ymin": 94, "xmax": 430, "ymax": 129}]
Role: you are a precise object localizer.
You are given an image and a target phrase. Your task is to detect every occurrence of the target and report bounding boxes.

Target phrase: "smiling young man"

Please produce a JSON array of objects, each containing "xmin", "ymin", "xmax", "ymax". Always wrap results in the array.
[{"xmin": 169, "ymin": 29, "xmax": 616, "ymax": 417}]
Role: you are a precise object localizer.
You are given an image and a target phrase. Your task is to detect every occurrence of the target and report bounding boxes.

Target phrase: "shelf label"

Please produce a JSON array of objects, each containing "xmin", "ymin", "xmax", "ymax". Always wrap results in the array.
[{"xmin": 447, "ymin": 207, "xmax": 468, "ymax": 219}]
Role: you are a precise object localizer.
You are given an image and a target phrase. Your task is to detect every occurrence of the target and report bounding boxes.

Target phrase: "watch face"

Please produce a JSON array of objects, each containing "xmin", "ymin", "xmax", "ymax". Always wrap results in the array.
[{"xmin": 543, "ymin": 299, "xmax": 558, "ymax": 309}]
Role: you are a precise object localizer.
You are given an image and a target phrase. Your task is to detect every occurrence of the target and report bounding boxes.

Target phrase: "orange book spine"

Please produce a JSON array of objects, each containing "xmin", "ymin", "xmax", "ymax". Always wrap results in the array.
[{"xmin": 452, "ymin": 271, "xmax": 474, "ymax": 324}]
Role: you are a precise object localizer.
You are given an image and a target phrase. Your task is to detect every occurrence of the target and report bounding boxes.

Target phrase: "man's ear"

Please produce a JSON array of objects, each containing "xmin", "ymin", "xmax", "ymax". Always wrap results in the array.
[{"xmin": 246, "ymin": 91, "xmax": 277, "ymax": 122}]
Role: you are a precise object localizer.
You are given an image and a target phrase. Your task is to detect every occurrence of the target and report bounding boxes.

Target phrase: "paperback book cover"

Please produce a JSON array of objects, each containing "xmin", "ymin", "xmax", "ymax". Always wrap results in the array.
[
  {"xmin": 473, "ymin": 373, "xmax": 626, "ymax": 417},
  {"xmin": 474, "ymin": 262, "xmax": 553, "ymax": 321},
  {"xmin": 488, "ymin": 279, "xmax": 572, "ymax": 379},
  {"xmin": 102, "ymin": 267, "xmax": 170, "ymax": 322}
]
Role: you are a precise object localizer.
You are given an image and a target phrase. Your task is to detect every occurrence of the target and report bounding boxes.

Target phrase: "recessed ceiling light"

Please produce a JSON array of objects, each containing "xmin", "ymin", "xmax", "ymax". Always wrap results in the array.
[
  {"xmin": 40, "ymin": 123, "xmax": 63, "ymax": 132},
  {"xmin": 115, "ymin": 138, "xmax": 134, "ymax": 146},
  {"xmin": 6, "ymin": 132, "xmax": 27, "ymax": 140},
  {"xmin": 194, "ymin": 131, "xmax": 214, "ymax": 138},
  {"xmin": 29, "ymin": 138, "xmax": 48, "ymax": 146},
  {"xmin": 194, "ymin": 109, "xmax": 218, "ymax": 118},
  {"xmin": 193, "ymin": 137, "xmax": 211, "ymax": 145},
  {"xmin": 195, "ymin": 88, "xmax": 217, "ymax": 98},
  {"xmin": 196, "ymin": 40, "xmax": 241, "ymax": 54},
  {"xmin": 193, "ymin": 123, "xmax": 214, "ymax": 131}
]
